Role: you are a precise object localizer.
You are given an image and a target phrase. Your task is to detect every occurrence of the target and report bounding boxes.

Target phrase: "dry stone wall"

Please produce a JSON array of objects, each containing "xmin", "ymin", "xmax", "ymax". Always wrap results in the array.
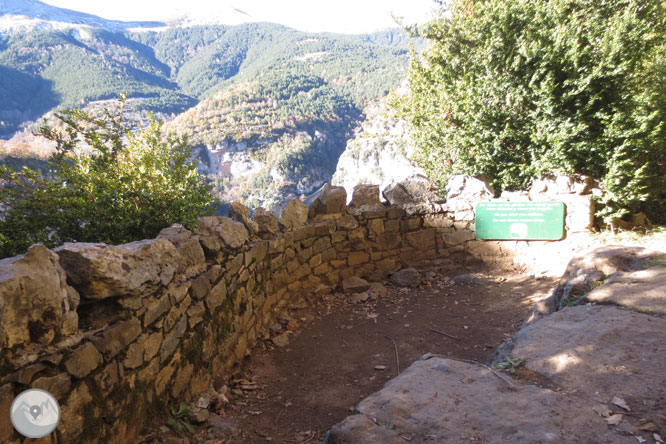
[{"xmin": 0, "ymin": 175, "xmax": 596, "ymax": 443}]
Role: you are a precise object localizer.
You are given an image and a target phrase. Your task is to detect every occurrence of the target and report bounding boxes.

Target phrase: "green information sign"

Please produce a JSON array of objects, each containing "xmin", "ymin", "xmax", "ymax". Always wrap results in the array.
[{"xmin": 475, "ymin": 201, "xmax": 565, "ymax": 240}]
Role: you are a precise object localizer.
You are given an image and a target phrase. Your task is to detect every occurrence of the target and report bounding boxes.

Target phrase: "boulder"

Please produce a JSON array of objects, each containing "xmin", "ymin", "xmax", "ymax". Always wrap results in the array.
[
  {"xmin": 279, "ymin": 199, "xmax": 309, "ymax": 229},
  {"xmin": 251, "ymin": 207, "xmax": 279, "ymax": 235},
  {"xmin": 0, "ymin": 244, "xmax": 79, "ymax": 348},
  {"xmin": 389, "ymin": 268, "xmax": 420, "ymax": 287},
  {"xmin": 445, "ymin": 174, "xmax": 494, "ymax": 202},
  {"xmin": 308, "ymin": 183, "xmax": 347, "ymax": 217},
  {"xmin": 56, "ymin": 239, "xmax": 179, "ymax": 300},
  {"xmin": 382, "ymin": 175, "xmax": 439, "ymax": 206}
]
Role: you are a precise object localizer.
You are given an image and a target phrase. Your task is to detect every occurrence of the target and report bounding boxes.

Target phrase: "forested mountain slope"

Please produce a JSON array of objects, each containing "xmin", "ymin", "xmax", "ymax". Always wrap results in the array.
[{"xmin": 0, "ymin": 13, "xmax": 411, "ymax": 209}]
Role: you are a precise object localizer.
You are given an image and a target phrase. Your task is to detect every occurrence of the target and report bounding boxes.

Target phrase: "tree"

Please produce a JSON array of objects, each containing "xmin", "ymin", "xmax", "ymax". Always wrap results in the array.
[
  {"xmin": 401, "ymin": 0, "xmax": 666, "ymax": 224},
  {"xmin": 0, "ymin": 101, "xmax": 216, "ymax": 258}
]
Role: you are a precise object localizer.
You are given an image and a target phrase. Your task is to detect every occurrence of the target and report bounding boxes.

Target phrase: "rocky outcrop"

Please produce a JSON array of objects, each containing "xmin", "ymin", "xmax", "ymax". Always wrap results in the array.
[
  {"xmin": 527, "ymin": 245, "xmax": 666, "ymax": 323},
  {"xmin": 328, "ymin": 357, "xmax": 628, "ymax": 444},
  {"xmin": 331, "ymin": 94, "xmax": 424, "ymax": 197}
]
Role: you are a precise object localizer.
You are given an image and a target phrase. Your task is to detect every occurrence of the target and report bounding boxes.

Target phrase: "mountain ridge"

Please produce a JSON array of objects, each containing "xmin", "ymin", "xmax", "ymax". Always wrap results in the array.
[{"xmin": 0, "ymin": 0, "xmax": 166, "ymax": 33}]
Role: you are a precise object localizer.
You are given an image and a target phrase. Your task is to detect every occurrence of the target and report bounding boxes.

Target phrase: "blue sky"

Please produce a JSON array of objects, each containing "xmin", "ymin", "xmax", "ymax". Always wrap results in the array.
[{"xmin": 42, "ymin": 0, "xmax": 438, "ymax": 34}]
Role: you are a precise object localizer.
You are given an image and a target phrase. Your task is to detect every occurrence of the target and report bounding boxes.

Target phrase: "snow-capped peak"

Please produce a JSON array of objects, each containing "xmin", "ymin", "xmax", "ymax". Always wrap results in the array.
[{"xmin": 0, "ymin": 0, "xmax": 165, "ymax": 33}]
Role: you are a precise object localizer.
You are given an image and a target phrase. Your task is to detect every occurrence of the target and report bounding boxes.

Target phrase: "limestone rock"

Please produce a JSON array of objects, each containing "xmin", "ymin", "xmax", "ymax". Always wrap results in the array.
[
  {"xmin": 442, "ymin": 230, "xmax": 475, "ymax": 246},
  {"xmin": 336, "ymin": 215, "xmax": 359, "ymax": 230},
  {"xmin": 583, "ymin": 265, "xmax": 666, "ymax": 315},
  {"xmin": 390, "ymin": 268, "xmax": 420, "ymax": 288},
  {"xmin": 0, "ymin": 244, "xmax": 79, "ymax": 348},
  {"xmin": 56, "ymin": 239, "xmax": 178, "ymax": 300},
  {"xmin": 229, "ymin": 201, "xmax": 259, "ymax": 235},
  {"xmin": 65, "ymin": 342, "xmax": 103, "ymax": 378},
  {"xmin": 272, "ymin": 332, "xmax": 290, "ymax": 347},
  {"xmin": 452, "ymin": 273, "xmax": 489, "ymax": 286},
  {"xmin": 32, "ymin": 373, "xmax": 71, "ymax": 401},
  {"xmin": 93, "ymin": 318, "xmax": 142, "ymax": 359},
  {"xmin": 496, "ymin": 305, "xmax": 666, "ymax": 404},
  {"xmin": 445, "ymin": 174, "xmax": 494, "ymax": 202},
  {"xmin": 530, "ymin": 174, "xmax": 595, "ymax": 196},
  {"xmin": 350, "ymin": 184, "xmax": 383, "ymax": 209},
  {"xmin": 279, "ymin": 199, "xmax": 309, "ymax": 229},
  {"xmin": 251, "ymin": 207, "xmax": 279, "ymax": 235},
  {"xmin": 329, "ymin": 357, "xmax": 625, "ymax": 444},
  {"xmin": 216, "ymin": 217, "xmax": 250, "ymax": 249},
  {"xmin": 528, "ymin": 245, "xmax": 666, "ymax": 323},
  {"xmin": 308, "ymin": 183, "xmax": 347, "ymax": 217},
  {"xmin": 382, "ymin": 175, "xmax": 439, "ymax": 206},
  {"xmin": 342, "ymin": 276, "xmax": 370, "ymax": 294},
  {"xmin": 156, "ymin": 223, "xmax": 192, "ymax": 245}
]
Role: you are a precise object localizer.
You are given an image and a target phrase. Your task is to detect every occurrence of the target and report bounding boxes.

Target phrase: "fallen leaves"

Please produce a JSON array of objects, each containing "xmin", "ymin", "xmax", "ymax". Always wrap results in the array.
[
  {"xmin": 605, "ymin": 414, "xmax": 624, "ymax": 426},
  {"xmin": 611, "ymin": 396, "xmax": 631, "ymax": 411}
]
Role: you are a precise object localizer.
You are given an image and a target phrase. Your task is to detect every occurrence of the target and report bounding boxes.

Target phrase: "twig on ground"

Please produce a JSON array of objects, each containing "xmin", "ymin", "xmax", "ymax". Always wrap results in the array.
[
  {"xmin": 422, "ymin": 354, "xmax": 516, "ymax": 388},
  {"xmin": 448, "ymin": 357, "xmax": 516, "ymax": 387},
  {"xmin": 385, "ymin": 335, "xmax": 400, "ymax": 376},
  {"xmin": 429, "ymin": 328, "xmax": 461, "ymax": 341}
]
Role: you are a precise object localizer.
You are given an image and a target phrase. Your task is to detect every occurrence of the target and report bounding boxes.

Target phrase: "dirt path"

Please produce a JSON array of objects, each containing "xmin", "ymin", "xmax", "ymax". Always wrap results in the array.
[{"xmin": 175, "ymin": 264, "xmax": 556, "ymax": 444}]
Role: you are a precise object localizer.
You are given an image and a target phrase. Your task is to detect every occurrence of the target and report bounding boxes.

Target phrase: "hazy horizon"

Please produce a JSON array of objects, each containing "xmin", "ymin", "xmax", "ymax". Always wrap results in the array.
[{"xmin": 39, "ymin": 0, "xmax": 437, "ymax": 34}]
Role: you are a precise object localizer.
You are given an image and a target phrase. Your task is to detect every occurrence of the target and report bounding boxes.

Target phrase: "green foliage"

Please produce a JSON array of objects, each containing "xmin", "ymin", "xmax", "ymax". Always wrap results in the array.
[
  {"xmin": 401, "ymin": 0, "xmax": 666, "ymax": 223},
  {"xmin": 495, "ymin": 356, "xmax": 524, "ymax": 373},
  {"xmin": 0, "ymin": 101, "xmax": 215, "ymax": 258},
  {"xmin": 166, "ymin": 402, "xmax": 195, "ymax": 437}
]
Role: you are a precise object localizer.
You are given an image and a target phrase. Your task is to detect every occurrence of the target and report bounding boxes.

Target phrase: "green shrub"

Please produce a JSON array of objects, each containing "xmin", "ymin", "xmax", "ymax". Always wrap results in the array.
[
  {"xmin": 0, "ymin": 101, "xmax": 216, "ymax": 258},
  {"xmin": 401, "ymin": 0, "xmax": 666, "ymax": 223}
]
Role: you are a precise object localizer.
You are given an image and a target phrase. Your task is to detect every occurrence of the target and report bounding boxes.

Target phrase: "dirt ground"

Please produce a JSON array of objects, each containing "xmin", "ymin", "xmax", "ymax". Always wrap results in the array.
[{"xmin": 176, "ymin": 263, "xmax": 557, "ymax": 444}]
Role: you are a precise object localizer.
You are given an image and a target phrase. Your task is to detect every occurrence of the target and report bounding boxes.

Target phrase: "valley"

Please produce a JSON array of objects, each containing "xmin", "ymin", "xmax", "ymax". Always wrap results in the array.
[{"xmin": 0, "ymin": 1, "xmax": 418, "ymax": 210}]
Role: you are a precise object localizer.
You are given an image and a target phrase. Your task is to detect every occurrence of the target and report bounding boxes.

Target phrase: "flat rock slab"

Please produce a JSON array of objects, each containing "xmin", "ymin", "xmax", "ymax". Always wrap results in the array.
[
  {"xmin": 528, "ymin": 245, "xmax": 666, "ymax": 323},
  {"xmin": 328, "ymin": 357, "xmax": 632, "ymax": 444},
  {"xmin": 584, "ymin": 265, "xmax": 666, "ymax": 315},
  {"xmin": 500, "ymin": 305, "xmax": 666, "ymax": 405}
]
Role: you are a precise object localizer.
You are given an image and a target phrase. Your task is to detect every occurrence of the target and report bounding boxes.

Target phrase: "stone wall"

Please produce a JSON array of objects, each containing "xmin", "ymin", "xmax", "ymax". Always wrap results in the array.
[{"xmin": 0, "ymin": 175, "xmax": 597, "ymax": 443}]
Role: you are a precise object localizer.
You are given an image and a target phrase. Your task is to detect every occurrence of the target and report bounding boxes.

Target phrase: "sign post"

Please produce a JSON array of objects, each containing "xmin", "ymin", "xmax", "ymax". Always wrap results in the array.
[{"xmin": 475, "ymin": 201, "xmax": 565, "ymax": 240}]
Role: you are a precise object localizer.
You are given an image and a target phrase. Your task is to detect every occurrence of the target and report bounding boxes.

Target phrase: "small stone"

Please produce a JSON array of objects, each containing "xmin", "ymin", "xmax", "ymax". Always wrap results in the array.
[
  {"xmin": 269, "ymin": 323, "xmax": 283, "ymax": 335},
  {"xmin": 390, "ymin": 268, "xmax": 421, "ymax": 288},
  {"xmin": 207, "ymin": 414, "xmax": 240, "ymax": 437},
  {"xmin": 286, "ymin": 320, "xmax": 299, "ymax": 331},
  {"xmin": 197, "ymin": 396, "xmax": 210, "ymax": 410},
  {"xmin": 351, "ymin": 292, "xmax": 370, "ymax": 304},
  {"xmin": 272, "ymin": 333, "xmax": 290, "ymax": 347},
  {"xmin": 342, "ymin": 276, "xmax": 370, "ymax": 294},
  {"xmin": 452, "ymin": 274, "xmax": 489, "ymax": 286},
  {"xmin": 189, "ymin": 408, "xmax": 210, "ymax": 424}
]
